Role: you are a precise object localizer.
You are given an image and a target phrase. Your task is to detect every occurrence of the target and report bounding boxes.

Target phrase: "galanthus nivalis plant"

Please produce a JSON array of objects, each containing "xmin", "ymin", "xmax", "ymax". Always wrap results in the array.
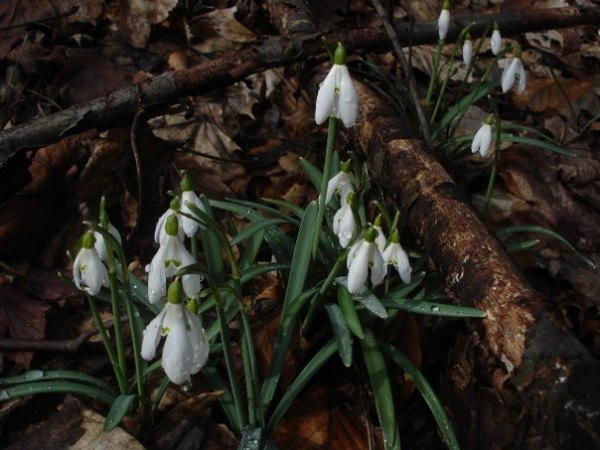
[
  {"xmin": 73, "ymin": 231, "xmax": 109, "ymax": 295},
  {"xmin": 94, "ymin": 222, "xmax": 121, "ymax": 264},
  {"xmin": 462, "ymin": 33, "xmax": 473, "ymax": 66},
  {"xmin": 326, "ymin": 160, "xmax": 354, "ymax": 204},
  {"xmin": 333, "ymin": 191, "xmax": 357, "ymax": 248},
  {"xmin": 346, "ymin": 227, "xmax": 387, "ymax": 293},
  {"xmin": 382, "ymin": 230, "xmax": 412, "ymax": 285},
  {"xmin": 373, "ymin": 215, "xmax": 387, "ymax": 253},
  {"xmin": 141, "ymin": 279, "xmax": 209, "ymax": 385},
  {"xmin": 180, "ymin": 172, "xmax": 205, "ymax": 238},
  {"xmin": 501, "ymin": 46, "xmax": 526, "ymax": 94},
  {"xmin": 491, "ymin": 22, "xmax": 502, "ymax": 56},
  {"xmin": 155, "ymin": 196, "xmax": 184, "ymax": 244},
  {"xmin": 315, "ymin": 43, "xmax": 358, "ymax": 128},
  {"xmin": 471, "ymin": 114, "xmax": 494, "ymax": 157},
  {"xmin": 438, "ymin": 0, "xmax": 450, "ymax": 41}
]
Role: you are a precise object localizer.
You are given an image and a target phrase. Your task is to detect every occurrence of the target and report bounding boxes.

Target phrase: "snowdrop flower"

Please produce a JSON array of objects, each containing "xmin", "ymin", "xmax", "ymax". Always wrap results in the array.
[
  {"xmin": 471, "ymin": 115, "xmax": 494, "ymax": 157},
  {"xmin": 333, "ymin": 192, "xmax": 356, "ymax": 248},
  {"xmin": 382, "ymin": 230, "xmax": 411, "ymax": 284},
  {"xmin": 438, "ymin": 0, "xmax": 450, "ymax": 41},
  {"xmin": 462, "ymin": 33, "xmax": 473, "ymax": 66},
  {"xmin": 373, "ymin": 215, "xmax": 387, "ymax": 253},
  {"xmin": 326, "ymin": 161, "xmax": 353, "ymax": 204},
  {"xmin": 491, "ymin": 23, "xmax": 502, "ymax": 56},
  {"xmin": 155, "ymin": 196, "xmax": 184, "ymax": 244},
  {"xmin": 147, "ymin": 214, "xmax": 201, "ymax": 303},
  {"xmin": 315, "ymin": 43, "xmax": 358, "ymax": 128},
  {"xmin": 73, "ymin": 231, "xmax": 109, "ymax": 295},
  {"xmin": 180, "ymin": 173, "xmax": 206, "ymax": 238},
  {"xmin": 141, "ymin": 280, "xmax": 209, "ymax": 385},
  {"xmin": 346, "ymin": 227, "xmax": 387, "ymax": 294},
  {"xmin": 94, "ymin": 222, "xmax": 121, "ymax": 264},
  {"xmin": 501, "ymin": 47, "xmax": 526, "ymax": 94}
]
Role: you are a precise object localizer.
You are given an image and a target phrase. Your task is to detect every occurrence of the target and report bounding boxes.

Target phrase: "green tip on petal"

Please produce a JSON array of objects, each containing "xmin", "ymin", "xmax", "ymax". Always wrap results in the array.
[
  {"xmin": 340, "ymin": 160, "xmax": 351, "ymax": 173},
  {"xmin": 364, "ymin": 227, "xmax": 377, "ymax": 243},
  {"xmin": 390, "ymin": 230, "xmax": 400, "ymax": 244},
  {"xmin": 186, "ymin": 298, "xmax": 199, "ymax": 315},
  {"xmin": 515, "ymin": 46, "xmax": 523, "ymax": 58},
  {"xmin": 484, "ymin": 114, "xmax": 494, "ymax": 125},
  {"xmin": 165, "ymin": 214, "xmax": 179, "ymax": 236},
  {"xmin": 167, "ymin": 280, "xmax": 184, "ymax": 304},
  {"xmin": 333, "ymin": 43, "xmax": 347, "ymax": 65},
  {"xmin": 180, "ymin": 172, "xmax": 194, "ymax": 192},
  {"xmin": 345, "ymin": 191, "xmax": 356, "ymax": 206},
  {"xmin": 169, "ymin": 196, "xmax": 181, "ymax": 211},
  {"xmin": 81, "ymin": 231, "xmax": 95, "ymax": 249},
  {"xmin": 465, "ymin": 32, "xmax": 472, "ymax": 41},
  {"xmin": 442, "ymin": 0, "xmax": 451, "ymax": 10},
  {"xmin": 493, "ymin": 21, "xmax": 499, "ymax": 31},
  {"xmin": 374, "ymin": 214, "xmax": 383, "ymax": 227}
]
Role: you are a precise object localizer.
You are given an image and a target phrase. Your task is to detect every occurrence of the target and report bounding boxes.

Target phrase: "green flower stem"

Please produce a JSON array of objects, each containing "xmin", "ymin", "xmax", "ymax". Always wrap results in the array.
[
  {"xmin": 312, "ymin": 116, "xmax": 337, "ymax": 257},
  {"xmin": 86, "ymin": 294, "xmax": 128, "ymax": 393},
  {"xmin": 240, "ymin": 310, "xmax": 263, "ymax": 428},
  {"xmin": 425, "ymin": 40, "xmax": 444, "ymax": 107},
  {"xmin": 483, "ymin": 106, "xmax": 503, "ymax": 219},
  {"xmin": 190, "ymin": 232, "xmax": 199, "ymax": 261}
]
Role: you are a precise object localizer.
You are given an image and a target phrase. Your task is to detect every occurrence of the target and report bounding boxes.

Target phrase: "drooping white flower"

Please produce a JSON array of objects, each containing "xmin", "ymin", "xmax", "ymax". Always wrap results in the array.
[
  {"xmin": 491, "ymin": 25, "xmax": 502, "ymax": 56},
  {"xmin": 471, "ymin": 115, "xmax": 493, "ymax": 157},
  {"xmin": 180, "ymin": 173, "xmax": 206, "ymax": 238},
  {"xmin": 333, "ymin": 193, "xmax": 356, "ymax": 248},
  {"xmin": 462, "ymin": 34, "xmax": 473, "ymax": 66},
  {"xmin": 155, "ymin": 196, "xmax": 184, "ymax": 244},
  {"xmin": 326, "ymin": 161, "xmax": 353, "ymax": 204},
  {"xmin": 346, "ymin": 228, "xmax": 387, "ymax": 294},
  {"xmin": 94, "ymin": 222, "xmax": 122, "ymax": 264},
  {"xmin": 438, "ymin": 1, "xmax": 450, "ymax": 41},
  {"xmin": 382, "ymin": 231, "xmax": 411, "ymax": 284},
  {"xmin": 147, "ymin": 214, "xmax": 201, "ymax": 303},
  {"xmin": 73, "ymin": 231, "xmax": 109, "ymax": 296},
  {"xmin": 373, "ymin": 215, "xmax": 387, "ymax": 253},
  {"xmin": 141, "ymin": 280, "xmax": 209, "ymax": 385},
  {"xmin": 501, "ymin": 48, "xmax": 526, "ymax": 94},
  {"xmin": 315, "ymin": 44, "xmax": 358, "ymax": 128}
]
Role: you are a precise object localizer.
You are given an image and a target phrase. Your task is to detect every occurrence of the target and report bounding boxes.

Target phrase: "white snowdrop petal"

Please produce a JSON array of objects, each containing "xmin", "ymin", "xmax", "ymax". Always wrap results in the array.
[
  {"xmin": 347, "ymin": 242, "xmax": 370, "ymax": 293},
  {"xmin": 182, "ymin": 191, "xmax": 202, "ymax": 237},
  {"xmin": 463, "ymin": 40, "xmax": 473, "ymax": 66},
  {"xmin": 374, "ymin": 226, "xmax": 387, "ymax": 254},
  {"xmin": 517, "ymin": 62, "xmax": 527, "ymax": 93},
  {"xmin": 337, "ymin": 65, "xmax": 358, "ymax": 128},
  {"xmin": 72, "ymin": 250, "xmax": 85, "ymax": 291},
  {"xmin": 346, "ymin": 241, "xmax": 361, "ymax": 269},
  {"xmin": 338, "ymin": 206, "xmax": 356, "ymax": 248},
  {"xmin": 369, "ymin": 246, "xmax": 387, "ymax": 287},
  {"xmin": 315, "ymin": 66, "xmax": 338, "ymax": 124},
  {"xmin": 491, "ymin": 30, "xmax": 502, "ymax": 56},
  {"xmin": 478, "ymin": 124, "xmax": 492, "ymax": 157},
  {"xmin": 438, "ymin": 10, "xmax": 450, "ymax": 40},
  {"xmin": 154, "ymin": 210, "xmax": 171, "ymax": 244},
  {"xmin": 162, "ymin": 316, "xmax": 194, "ymax": 385},
  {"xmin": 141, "ymin": 307, "xmax": 167, "ymax": 360},
  {"xmin": 393, "ymin": 244, "xmax": 412, "ymax": 284},
  {"xmin": 471, "ymin": 127, "xmax": 483, "ymax": 154},
  {"xmin": 148, "ymin": 249, "xmax": 167, "ymax": 303},
  {"xmin": 326, "ymin": 172, "xmax": 344, "ymax": 204},
  {"xmin": 83, "ymin": 251, "xmax": 109, "ymax": 295},
  {"xmin": 501, "ymin": 58, "xmax": 518, "ymax": 93},
  {"xmin": 186, "ymin": 311, "xmax": 209, "ymax": 373}
]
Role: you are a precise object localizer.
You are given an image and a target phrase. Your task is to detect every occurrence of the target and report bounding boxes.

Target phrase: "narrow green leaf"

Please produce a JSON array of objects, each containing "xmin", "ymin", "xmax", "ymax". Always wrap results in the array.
[
  {"xmin": 199, "ymin": 198, "xmax": 225, "ymax": 283},
  {"xmin": 299, "ymin": 157, "xmax": 323, "ymax": 191},
  {"xmin": 240, "ymin": 263, "xmax": 290, "ymax": 284},
  {"xmin": 324, "ymin": 303, "xmax": 353, "ymax": 367},
  {"xmin": 380, "ymin": 342, "xmax": 460, "ymax": 450},
  {"xmin": 225, "ymin": 198, "xmax": 301, "ymax": 224},
  {"xmin": 267, "ymin": 338, "xmax": 337, "ymax": 432},
  {"xmin": 380, "ymin": 297, "xmax": 486, "ymax": 318},
  {"xmin": 231, "ymin": 219, "xmax": 287, "ymax": 246},
  {"xmin": 361, "ymin": 330, "xmax": 401, "ymax": 450},
  {"xmin": 104, "ymin": 394, "xmax": 136, "ymax": 431},
  {"xmin": 0, "ymin": 369, "xmax": 115, "ymax": 394},
  {"xmin": 337, "ymin": 284, "xmax": 364, "ymax": 339},
  {"xmin": 262, "ymin": 198, "xmax": 305, "ymax": 219},
  {"xmin": 0, "ymin": 380, "xmax": 116, "ymax": 405},
  {"xmin": 238, "ymin": 228, "xmax": 265, "ymax": 271},
  {"xmin": 203, "ymin": 363, "xmax": 241, "ymax": 434},
  {"xmin": 384, "ymin": 272, "xmax": 426, "ymax": 300},
  {"xmin": 336, "ymin": 278, "xmax": 388, "ymax": 319},
  {"xmin": 506, "ymin": 239, "xmax": 540, "ymax": 252},
  {"xmin": 500, "ymin": 133, "xmax": 574, "ymax": 156}
]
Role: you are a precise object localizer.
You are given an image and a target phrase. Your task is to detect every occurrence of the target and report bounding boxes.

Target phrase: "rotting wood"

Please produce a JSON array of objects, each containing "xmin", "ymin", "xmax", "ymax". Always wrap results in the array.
[
  {"xmin": 1, "ymin": 6, "xmax": 599, "ymax": 167},
  {"xmin": 352, "ymin": 82, "xmax": 600, "ymax": 448}
]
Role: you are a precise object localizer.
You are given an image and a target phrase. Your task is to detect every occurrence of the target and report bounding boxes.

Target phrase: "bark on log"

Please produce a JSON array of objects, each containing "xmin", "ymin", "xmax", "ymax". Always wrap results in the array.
[
  {"xmin": 352, "ymin": 83, "xmax": 600, "ymax": 448},
  {"xmin": 1, "ymin": 6, "xmax": 599, "ymax": 167}
]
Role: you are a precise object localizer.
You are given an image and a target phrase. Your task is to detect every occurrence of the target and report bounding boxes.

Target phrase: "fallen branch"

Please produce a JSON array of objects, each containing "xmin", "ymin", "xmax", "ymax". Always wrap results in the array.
[
  {"xmin": 1, "ymin": 6, "xmax": 598, "ymax": 167},
  {"xmin": 352, "ymin": 82, "xmax": 600, "ymax": 448}
]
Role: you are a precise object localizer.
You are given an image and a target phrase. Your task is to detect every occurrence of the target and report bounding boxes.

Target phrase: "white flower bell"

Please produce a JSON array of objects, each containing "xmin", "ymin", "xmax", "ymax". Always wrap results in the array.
[
  {"xmin": 73, "ymin": 231, "xmax": 109, "ymax": 296},
  {"xmin": 333, "ymin": 192, "xmax": 356, "ymax": 248},
  {"xmin": 382, "ymin": 230, "xmax": 411, "ymax": 284},
  {"xmin": 491, "ymin": 23, "xmax": 502, "ymax": 56},
  {"xmin": 141, "ymin": 280, "xmax": 209, "ymax": 385},
  {"xmin": 94, "ymin": 222, "xmax": 121, "ymax": 264},
  {"xmin": 501, "ymin": 47, "xmax": 526, "ymax": 94},
  {"xmin": 462, "ymin": 34, "xmax": 473, "ymax": 66},
  {"xmin": 346, "ymin": 227, "xmax": 387, "ymax": 294},
  {"xmin": 315, "ymin": 44, "xmax": 358, "ymax": 128},
  {"xmin": 326, "ymin": 161, "xmax": 353, "ymax": 204},
  {"xmin": 155, "ymin": 196, "xmax": 184, "ymax": 244},
  {"xmin": 373, "ymin": 215, "xmax": 387, "ymax": 253},
  {"xmin": 147, "ymin": 214, "xmax": 201, "ymax": 303},
  {"xmin": 180, "ymin": 173, "xmax": 206, "ymax": 238},
  {"xmin": 438, "ymin": 1, "xmax": 450, "ymax": 41},
  {"xmin": 471, "ymin": 115, "xmax": 493, "ymax": 157}
]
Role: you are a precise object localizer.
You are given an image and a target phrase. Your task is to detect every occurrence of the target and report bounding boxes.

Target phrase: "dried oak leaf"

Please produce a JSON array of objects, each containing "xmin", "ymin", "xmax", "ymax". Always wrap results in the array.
[
  {"xmin": 0, "ymin": 283, "xmax": 49, "ymax": 369},
  {"xmin": 512, "ymin": 77, "xmax": 595, "ymax": 116},
  {"xmin": 188, "ymin": 7, "xmax": 256, "ymax": 54},
  {"xmin": 114, "ymin": 0, "xmax": 178, "ymax": 48}
]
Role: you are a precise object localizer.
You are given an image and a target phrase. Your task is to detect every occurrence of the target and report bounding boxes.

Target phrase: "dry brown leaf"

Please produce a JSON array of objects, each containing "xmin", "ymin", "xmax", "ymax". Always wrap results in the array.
[
  {"xmin": 189, "ymin": 7, "xmax": 255, "ymax": 54},
  {"xmin": 115, "ymin": 0, "xmax": 178, "ymax": 48},
  {"xmin": 512, "ymin": 77, "xmax": 595, "ymax": 115},
  {"xmin": 68, "ymin": 409, "xmax": 144, "ymax": 450}
]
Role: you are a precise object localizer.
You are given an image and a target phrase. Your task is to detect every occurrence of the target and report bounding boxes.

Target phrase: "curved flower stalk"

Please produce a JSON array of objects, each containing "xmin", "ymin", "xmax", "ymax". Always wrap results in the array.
[
  {"xmin": 471, "ymin": 115, "xmax": 494, "ymax": 157},
  {"xmin": 155, "ymin": 196, "xmax": 184, "ymax": 244},
  {"xmin": 438, "ymin": 0, "xmax": 450, "ymax": 41},
  {"xmin": 346, "ymin": 227, "xmax": 387, "ymax": 293},
  {"xmin": 491, "ymin": 23, "xmax": 502, "ymax": 56},
  {"xmin": 147, "ymin": 214, "xmax": 201, "ymax": 303},
  {"xmin": 382, "ymin": 230, "xmax": 411, "ymax": 284},
  {"xmin": 326, "ymin": 160, "xmax": 354, "ymax": 204},
  {"xmin": 501, "ymin": 47, "xmax": 526, "ymax": 94},
  {"xmin": 462, "ymin": 33, "xmax": 473, "ymax": 66},
  {"xmin": 333, "ymin": 192, "xmax": 357, "ymax": 248},
  {"xmin": 73, "ymin": 231, "xmax": 109, "ymax": 295},
  {"xmin": 141, "ymin": 280, "xmax": 209, "ymax": 385},
  {"xmin": 180, "ymin": 172, "xmax": 206, "ymax": 238},
  {"xmin": 315, "ymin": 44, "xmax": 358, "ymax": 128}
]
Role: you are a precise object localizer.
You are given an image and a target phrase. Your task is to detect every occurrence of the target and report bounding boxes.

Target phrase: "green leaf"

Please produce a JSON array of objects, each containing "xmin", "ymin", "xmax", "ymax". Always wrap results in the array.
[
  {"xmin": 380, "ymin": 297, "xmax": 486, "ymax": 318},
  {"xmin": 262, "ymin": 198, "xmax": 305, "ymax": 220},
  {"xmin": 225, "ymin": 198, "xmax": 301, "ymax": 224},
  {"xmin": 267, "ymin": 338, "xmax": 337, "ymax": 432},
  {"xmin": 384, "ymin": 271, "xmax": 426, "ymax": 300},
  {"xmin": 0, "ymin": 369, "xmax": 115, "ymax": 394},
  {"xmin": 203, "ymin": 363, "xmax": 242, "ymax": 434},
  {"xmin": 0, "ymin": 380, "xmax": 116, "ymax": 405},
  {"xmin": 198, "ymin": 198, "xmax": 226, "ymax": 283},
  {"xmin": 104, "ymin": 394, "xmax": 136, "ymax": 431},
  {"xmin": 324, "ymin": 303, "xmax": 353, "ymax": 367},
  {"xmin": 238, "ymin": 228, "xmax": 265, "ymax": 271},
  {"xmin": 361, "ymin": 331, "xmax": 401, "ymax": 450},
  {"xmin": 299, "ymin": 157, "xmax": 323, "ymax": 191},
  {"xmin": 380, "ymin": 342, "xmax": 460, "ymax": 450},
  {"xmin": 231, "ymin": 219, "xmax": 287, "ymax": 246},
  {"xmin": 499, "ymin": 133, "xmax": 574, "ymax": 156},
  {"xmin": 506, "ymin": 239, "xmax": 540, "ymax": 252},
  {"xmin": 240, "ymin": 263, "xmax": 290, "ymax": 284},
  {"xmin": 336, "ymin": 278, "xmax": 388, "ymax": 319},
  {"xmin": 337, "ymin": 284, "xmax": 364, "ymax": 339}
]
